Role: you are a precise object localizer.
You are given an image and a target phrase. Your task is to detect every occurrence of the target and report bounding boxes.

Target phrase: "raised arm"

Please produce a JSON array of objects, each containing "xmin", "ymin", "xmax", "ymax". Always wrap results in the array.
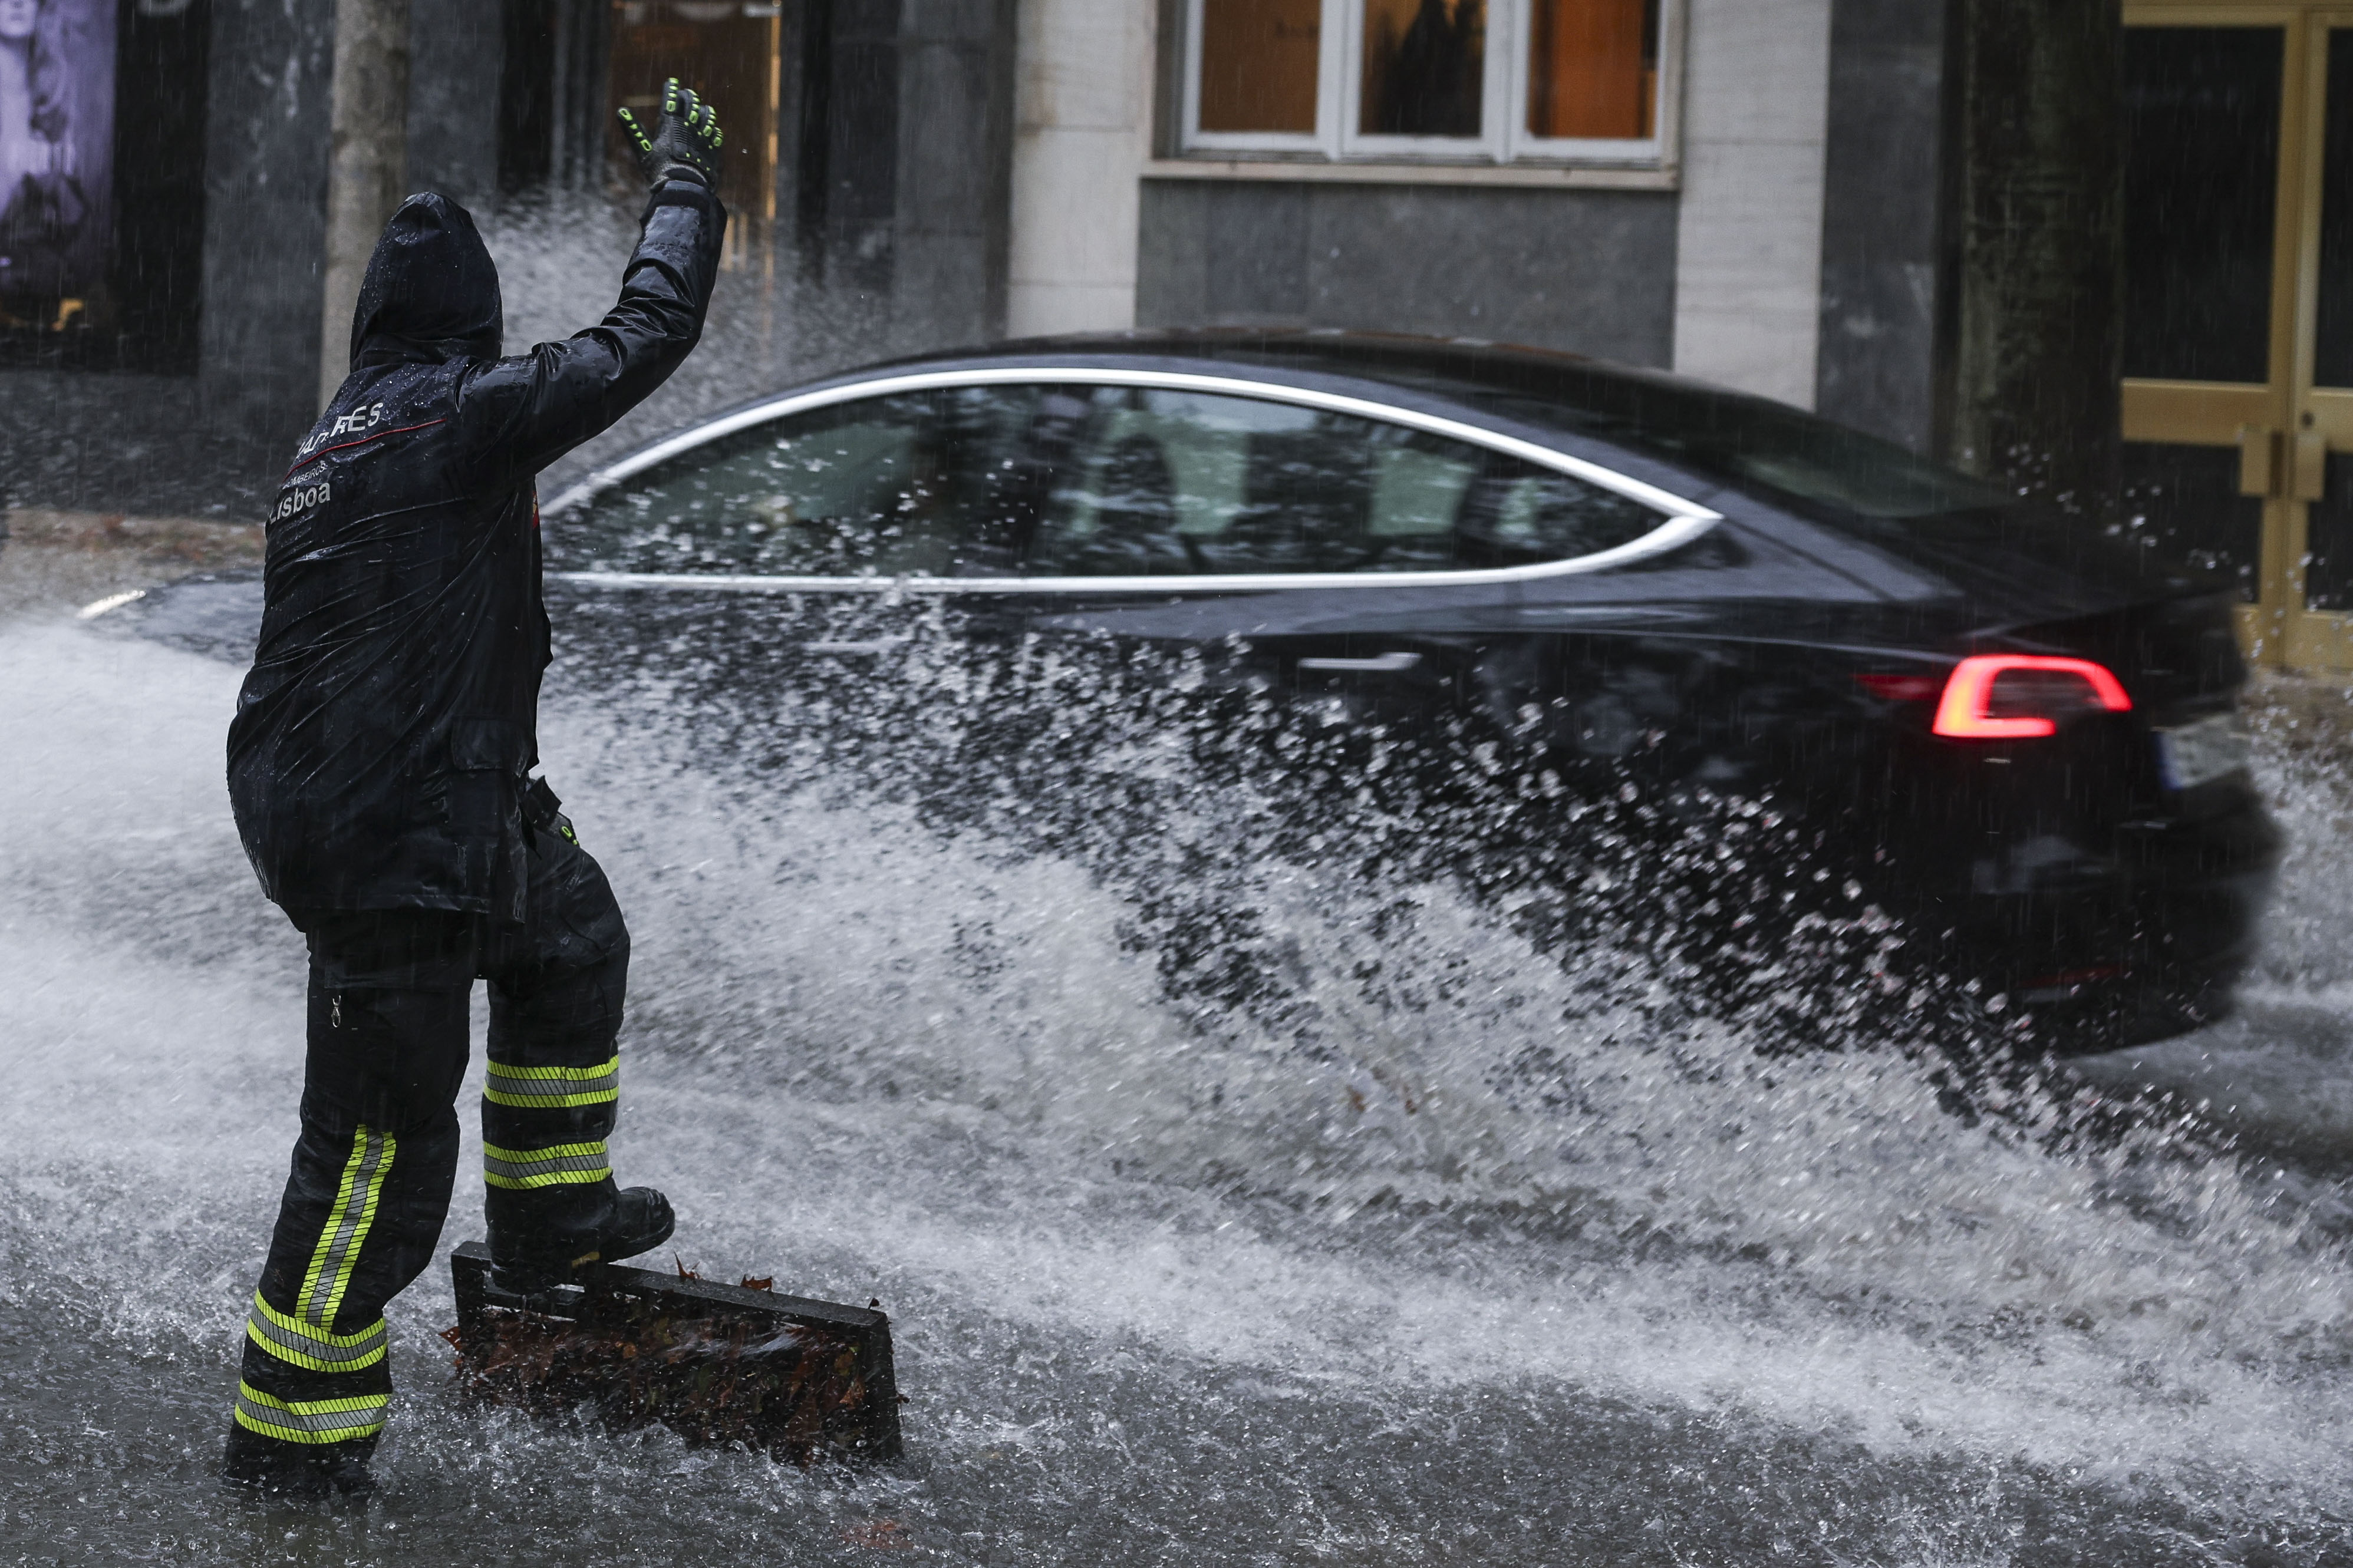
[{"xmin": 456, "ymin": 81, "xmax": 730, "ymax": 484}]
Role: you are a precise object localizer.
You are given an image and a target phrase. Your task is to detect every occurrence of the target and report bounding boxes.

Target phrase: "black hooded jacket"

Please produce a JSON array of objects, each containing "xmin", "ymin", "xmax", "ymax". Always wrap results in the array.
[{"xmin": 227, "ymin": 181, "xmax": 724, "ymax": 917}]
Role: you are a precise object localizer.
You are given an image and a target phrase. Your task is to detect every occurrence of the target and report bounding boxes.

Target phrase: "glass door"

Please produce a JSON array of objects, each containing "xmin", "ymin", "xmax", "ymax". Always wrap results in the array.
[
  {"xmin": 2123, "ymin": 4, "xmax": 2353, "ymax": 669},
  {"xmin": 2292, "ymin": 15, "xmax": 2353, "ymax": 661}
]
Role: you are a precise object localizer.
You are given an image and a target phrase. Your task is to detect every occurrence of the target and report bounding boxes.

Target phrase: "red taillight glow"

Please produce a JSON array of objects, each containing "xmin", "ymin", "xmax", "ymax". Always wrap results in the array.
[{"xmin": 1932, "ymin": 655, "xmax": 2133, "ymax": 739}]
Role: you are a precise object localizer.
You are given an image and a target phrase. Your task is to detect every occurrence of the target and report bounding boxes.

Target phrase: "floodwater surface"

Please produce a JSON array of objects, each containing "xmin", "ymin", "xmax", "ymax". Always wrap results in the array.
[{"xmin": 4, "ymin": 580, "xmax": 2353, "ymax": 1567}]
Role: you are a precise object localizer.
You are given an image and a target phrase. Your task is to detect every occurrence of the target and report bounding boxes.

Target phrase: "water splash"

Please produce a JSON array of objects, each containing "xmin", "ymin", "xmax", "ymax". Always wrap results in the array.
[
  {"xmin": 474, "ymin": 188, "xmax": 891, "ymax": 500},
  {"xmin": 4, "ymin": 609, "xmax": 2352, "ymax": 1560}
]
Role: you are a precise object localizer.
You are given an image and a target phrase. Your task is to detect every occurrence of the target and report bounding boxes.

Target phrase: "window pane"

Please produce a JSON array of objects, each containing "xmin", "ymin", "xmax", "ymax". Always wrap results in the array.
[
  {"xmin": 2121, "ymin": 27, "xmax": 2281, "ymax": 384},
  {"xmin": 1360, "ymin": 0, "xmax": 1485, "ymax": 138},
  {"xmin": 552, "ymin": 390, "xmax": 1039, "ymax": 579},
  {"xmin": 1527, "ymin": 0, "xmax": 1656, "ymax": 140},
  {"xmin": 2312, "ymin": 30, "xmax": 2353, "ymax": 386},
  {"xmin": 1199, "ymin": 0, "xmax": 1322, "ymax": 134},
  {"xmin": 1455, "ymin": 461, "xmax": 1666, "ymax": 566},
  {"xmin": 1024, "ymin": 387, "xmax": 1663, "ymax": 576}
]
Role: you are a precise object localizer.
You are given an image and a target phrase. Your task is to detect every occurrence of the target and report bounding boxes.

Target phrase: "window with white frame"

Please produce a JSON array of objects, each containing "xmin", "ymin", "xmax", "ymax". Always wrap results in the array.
[{"xmin": 1181, "ymin": 0, "xmax": 1676, "ymax": 167}]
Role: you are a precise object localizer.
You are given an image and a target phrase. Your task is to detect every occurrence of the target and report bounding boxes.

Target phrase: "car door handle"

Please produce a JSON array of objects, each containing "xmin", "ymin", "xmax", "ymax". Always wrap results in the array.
[{"xmin": 1297, "ymin": 652, "xmax": 1423, "ymax": 673}]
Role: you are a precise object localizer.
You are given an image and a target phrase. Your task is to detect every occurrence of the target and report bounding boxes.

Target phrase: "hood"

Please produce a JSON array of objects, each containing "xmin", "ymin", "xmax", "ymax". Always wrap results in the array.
[{"xmin": 349, "ymin": 192, "xmax": 504, "ymax": 370}]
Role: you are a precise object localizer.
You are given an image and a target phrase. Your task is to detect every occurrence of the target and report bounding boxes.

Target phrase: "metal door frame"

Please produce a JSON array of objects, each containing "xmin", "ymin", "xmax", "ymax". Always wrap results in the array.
[{"xmin": 2124, "ymin": 2, "xmax": 2353, "ymax": 668}]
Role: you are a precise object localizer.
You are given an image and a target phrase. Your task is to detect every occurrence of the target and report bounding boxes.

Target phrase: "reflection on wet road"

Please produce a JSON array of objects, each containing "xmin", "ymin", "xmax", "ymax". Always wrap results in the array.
[{"xmin": 4, "ymin": 593, "xmax": 2352, "ymax": 1566}]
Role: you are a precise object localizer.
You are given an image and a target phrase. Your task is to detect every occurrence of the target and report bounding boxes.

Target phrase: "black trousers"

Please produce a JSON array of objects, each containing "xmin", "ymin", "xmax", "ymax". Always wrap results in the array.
[{"xmin": 229, "ymin": 818, "xmax": 630, "ymax": 1458}]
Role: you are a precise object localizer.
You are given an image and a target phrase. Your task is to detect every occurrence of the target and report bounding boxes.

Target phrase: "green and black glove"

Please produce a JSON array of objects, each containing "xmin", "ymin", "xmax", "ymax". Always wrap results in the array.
[{"xmin": 618, "ymin": 78, "xmax": 724, "ymax": 189}]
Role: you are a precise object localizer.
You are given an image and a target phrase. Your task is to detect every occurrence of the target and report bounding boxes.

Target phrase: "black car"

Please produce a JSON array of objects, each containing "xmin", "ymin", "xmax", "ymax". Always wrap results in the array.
[{"xmin": 537, "ymin": 331, "xmax": 2273, "ymax": 1051}]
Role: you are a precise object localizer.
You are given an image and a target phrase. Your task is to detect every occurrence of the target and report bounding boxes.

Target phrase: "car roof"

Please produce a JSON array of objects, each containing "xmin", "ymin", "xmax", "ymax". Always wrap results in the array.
[
  {"xmin": 550, "ymin": 328, "xmax": 2215, "ymax": 628},
  {"xmin": 551, "ymin": 329, "xmax": 1741, "ymax": 537},
  {"xmin": 847, "ymin": 328, "xmax": 1732, "ymax": 414}
]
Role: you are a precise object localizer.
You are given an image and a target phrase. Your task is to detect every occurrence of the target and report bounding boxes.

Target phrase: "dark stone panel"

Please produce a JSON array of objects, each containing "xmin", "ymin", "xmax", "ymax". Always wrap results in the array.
[
  {"xmin": 1138, "ymin": 180, "xmax": 1679, "ymax": 367},
  {"xmin": 793, "ymin": 0, "xmax": 899, "ymax": 360},
  {"xmin": 827, "ymin": 0, "xmax": 902, "ymax": 231},
  {"xmin": 107, "ymin": 0, "xmax": 212, "ymax": 376},
  {"xmin": 829, "ymin": 41, "xmax": 900, "ymax": 227},
  {"xmin": 902, "ymin": 0, "xmax": 994, "ymax": 32},
  {"xmin": 899, "ymin": 28, "xmax": 991, "ymax": 235},
  {"xmin": 546, "ymin": 0, "xmax": 611, "ymax": 190},
  {"xmin": 891, "ymin": 0, "xmax": 1013, "ymax": 350},
  {"xmin": 1817, "ymin": 0, "xmax": 1952, "ymax": 453},
  {"xmin": 1133, "ymin": 180, "xmax": 1212, "ymax": 327},
  {"xmin": 774, "ymin": 0, "xmax": 811, "ymax": 246},
  {"xmin": 197, "ymin": 0, "xmax": 338, "ymax": 467},
  {"xmin": 499, "ymin": 0, "xmax": 555, "ymax": 193},
  {"xmin": 408, "ymin": 0, "xmax": 506, "ymax": 203},
  {"xmin": 837, "ymin": 0, "xmax": 899, "ymax": 32},
  {"xmin": 1945, "ymin": 0, "xmax": 2123, "ymax": 511},
  {"xmin": 893, "ymin": 233, "xmax": 996, "ymax": 348},
  {"xmin": 0, "ymin": 0, "xmax": 332, "ymax": 514},
  {"xmin": 1206, "ymin": 185, "xmax": 1310, "ymax": 322},
  {"xmin": 795, "ymin": 0, "xmax": 1014, "ymax": 364}
]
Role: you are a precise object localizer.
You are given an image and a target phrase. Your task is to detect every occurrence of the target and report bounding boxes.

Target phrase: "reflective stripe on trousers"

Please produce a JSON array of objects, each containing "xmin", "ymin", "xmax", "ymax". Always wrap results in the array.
[
  {"xmin": 297, "ymin": 1127, "xmax": 394, "ymax": 1328},
  {"xmin": 245, "ymin": 1291, "xmax": 387, "ymax": 1372},
  {"xmin": 482, "ymin": 1139, "xmax": 612, "ymax": 1189},
  {"xmin": 483, "ymin": 1053, "xmax": 619, "ymax": 1108},
  {"xmin": 236, "ymin": 1125, "xmax": 396, "ymax": 1437},
  {"xmin": 234, "ymin": 1381, "xmax": 390, "ymax": 1445}
]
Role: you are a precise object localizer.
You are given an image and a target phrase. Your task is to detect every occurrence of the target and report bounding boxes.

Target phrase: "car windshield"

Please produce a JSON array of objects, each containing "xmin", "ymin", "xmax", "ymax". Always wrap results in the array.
[{"xmin": 1458, "ymin": 378, "xmax": 2015, "ymax": 521}]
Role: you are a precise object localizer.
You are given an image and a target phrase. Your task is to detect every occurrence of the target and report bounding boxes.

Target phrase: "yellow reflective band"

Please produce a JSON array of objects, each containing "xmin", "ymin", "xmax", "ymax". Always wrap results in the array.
[
  {"xmin": 246, "ymin": 1292, "xmax": 387, "ymax": 1372},
  {"xmin": 233, "ymin": 1382, "xmax": 389, "ymax": 1445},
  {"xmin": 483, "ymin": 1054, "xmax": 619, "ymax": 1109},
  {"xmin": 482, "ymin": 1140, "xmax": 612, "ymax": 1190},
  {"xmin": 296, "ymin": 1127, "xmax": 394, "ymax": 1331}
]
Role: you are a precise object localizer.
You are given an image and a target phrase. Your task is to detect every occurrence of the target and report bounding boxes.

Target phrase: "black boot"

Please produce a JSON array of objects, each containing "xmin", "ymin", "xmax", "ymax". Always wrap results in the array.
[
  {"xmin": 486, "ymin": 1180, "xmax": 674, "ymax": 1292},
  {"xmin": 223, "ymin": 1424, "xmax": 378, "ymax": 1499}
]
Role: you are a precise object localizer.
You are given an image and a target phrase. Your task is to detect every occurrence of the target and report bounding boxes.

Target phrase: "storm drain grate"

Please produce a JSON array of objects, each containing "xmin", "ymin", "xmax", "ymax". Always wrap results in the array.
[{"xmin": 446, "ymin": 1241, "xmax": 902, "ymax": 1463}]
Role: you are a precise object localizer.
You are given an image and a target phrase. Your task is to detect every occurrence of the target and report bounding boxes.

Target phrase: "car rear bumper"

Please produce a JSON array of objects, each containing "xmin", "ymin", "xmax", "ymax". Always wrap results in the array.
[{"xmin": 1943, "ymin": 799, "xmax": 2281, "ymax": 1054}]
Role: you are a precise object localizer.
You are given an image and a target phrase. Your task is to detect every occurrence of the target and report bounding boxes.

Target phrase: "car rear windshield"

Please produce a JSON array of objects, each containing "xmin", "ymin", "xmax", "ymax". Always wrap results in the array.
[{"xmin": 1459, "ymin": 379, "xmax": 2015, "ymax": 522}]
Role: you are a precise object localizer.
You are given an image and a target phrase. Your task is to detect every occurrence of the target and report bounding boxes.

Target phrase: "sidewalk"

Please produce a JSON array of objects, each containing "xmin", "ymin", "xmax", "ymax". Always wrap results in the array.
[{"xmin": 0, "ymin": 509, "xmax": 263, "ymax": 624}]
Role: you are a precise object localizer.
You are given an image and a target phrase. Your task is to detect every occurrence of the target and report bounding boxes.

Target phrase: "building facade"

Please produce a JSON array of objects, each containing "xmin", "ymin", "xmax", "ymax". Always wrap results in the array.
[
  {"xmin": 1013, "ymin": 0, "xmax": 1864, "ymax": 428},
  {"xmin": 5, "ymin": 1, "xmax": 2348, "ymax": 668}
]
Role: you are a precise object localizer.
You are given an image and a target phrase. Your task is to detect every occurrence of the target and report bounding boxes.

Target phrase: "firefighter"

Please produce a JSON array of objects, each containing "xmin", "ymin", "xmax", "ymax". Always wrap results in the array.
[{"xmin": 221, "ymin": 81, "xmax": 727, "ymax": 1494}]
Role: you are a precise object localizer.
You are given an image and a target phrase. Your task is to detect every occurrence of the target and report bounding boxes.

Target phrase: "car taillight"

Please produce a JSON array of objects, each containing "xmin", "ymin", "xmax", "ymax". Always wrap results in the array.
[{"xmin": 1930, "ymin": 655, "xmax": 2132, "ymax": 739}]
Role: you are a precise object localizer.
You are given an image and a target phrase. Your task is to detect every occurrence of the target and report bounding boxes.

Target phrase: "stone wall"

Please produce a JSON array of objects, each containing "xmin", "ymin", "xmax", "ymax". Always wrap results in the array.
[
  {"xmin": 1815, "ymin": 0, "xmax": 1952, "ymax": 453},
  {"xmin": 1670, "ymin": 0, "xmax": 1835, "ymax": 408},
  {"xmin": 1138, "ymin": 180, "xmax": 1680, "ymax": 369},
  {"xmin": 1006, "ymin": 0, "xmax": 1155, "ymax": 337}
]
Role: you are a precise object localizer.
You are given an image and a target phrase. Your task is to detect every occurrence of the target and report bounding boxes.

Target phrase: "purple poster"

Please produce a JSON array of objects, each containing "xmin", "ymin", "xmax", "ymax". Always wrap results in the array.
[{"xmin": 0, "ymin": 0, "xmax": 115, "ymax": 300}]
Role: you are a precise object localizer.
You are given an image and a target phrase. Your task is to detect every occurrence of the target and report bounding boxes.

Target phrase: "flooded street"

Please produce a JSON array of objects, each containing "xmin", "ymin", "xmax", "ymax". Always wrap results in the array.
[
  {"xmin": 0, "ymin": 561, "xmax": 2349, "ymax": 1567},
  {"xmin": 4, "ymin": 0, "xmax": 2349, "ymax": 1558}
]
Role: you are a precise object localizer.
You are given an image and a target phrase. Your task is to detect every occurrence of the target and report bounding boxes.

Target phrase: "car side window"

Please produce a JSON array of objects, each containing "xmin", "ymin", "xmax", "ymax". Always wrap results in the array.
[
  {"xmin": 550, "ymin": 388, "xmax": 1041, "ymax": 577},
  {"xmin": 1022, "ymin": 385, "xmax": 1667, "ymax": 577}
]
